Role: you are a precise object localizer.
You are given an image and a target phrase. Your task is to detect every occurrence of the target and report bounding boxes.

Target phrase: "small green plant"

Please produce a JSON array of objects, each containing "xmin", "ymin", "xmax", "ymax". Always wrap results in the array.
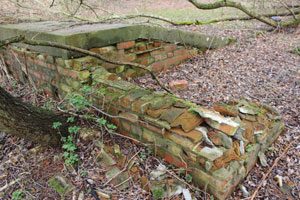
[
  {"xmin": 185, "ymin": 174, "xmax": 193, "ymax": 183},
  {"xmin": 293, "ymin": 46, "xmax": 300, "ymax": 55},
  {"xmin": 152, "ymin": 187, "xmax": 164, "ymax": 200},
  {"xmin": 12, "ymin": 190, "xmax": 25, "ymax": 200},
  {"xmin": 96, "ymin": 117, "xmax": 117, "ymax": 130},
  {"xmin": 80, "ymin": 170, "xmax": 88, "ymax": 177},
  {"xmin": 67, "ymin": 93, "xmax": 90, "ymax": 111},
  {"xmin": 52, "ymin": 121, "xmax": 62, "ymax": 129},
  {"xmin": 42, "ymin": 99, "xmax": 56, "ymax": 110},
  {"xmin": 62, "ymin": 125, "xmax": 80, "ymax": 166},
  {"xmin": 52, "ymin": 121, "xmax": 80, "ymax": 166}
]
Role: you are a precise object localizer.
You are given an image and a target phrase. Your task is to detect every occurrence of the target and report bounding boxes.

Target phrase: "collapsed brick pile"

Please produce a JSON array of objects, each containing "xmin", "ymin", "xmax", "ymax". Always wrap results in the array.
[{"xmin": 88, "ymin": 69, "xmax": 284, "ymax": 199}]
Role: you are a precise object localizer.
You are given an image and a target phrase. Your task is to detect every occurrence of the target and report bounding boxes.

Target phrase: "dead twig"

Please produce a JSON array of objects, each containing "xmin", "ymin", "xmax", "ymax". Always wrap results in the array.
[{"xmin": 103, "ymin": 150, "xmax": 141, "ymax": 186}]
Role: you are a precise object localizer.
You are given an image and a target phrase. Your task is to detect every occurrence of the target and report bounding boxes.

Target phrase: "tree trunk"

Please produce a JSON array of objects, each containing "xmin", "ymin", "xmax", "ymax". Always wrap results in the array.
[{"xmin": 0, "ymin": 86, "xmax": 66, "ymax": 147}]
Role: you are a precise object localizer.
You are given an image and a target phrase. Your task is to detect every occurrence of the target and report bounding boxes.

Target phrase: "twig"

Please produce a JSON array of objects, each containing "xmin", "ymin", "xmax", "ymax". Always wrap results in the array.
[
  {"xmin": 0, "ymin": 178, "xmax": 21, "ymax": 192},
  {"xmin": 103, "ymin": 150, "xmax": 141, "ymax": 186},
  {"xmin": 250, "ymin": 139, "xmax": 297, "ymax": 200}
]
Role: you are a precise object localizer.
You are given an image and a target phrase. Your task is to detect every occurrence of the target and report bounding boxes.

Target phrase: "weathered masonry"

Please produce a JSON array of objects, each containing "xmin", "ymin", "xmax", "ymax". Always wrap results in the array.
[{"xmin": 0, "ymin": 21, "xmax": 284, "ymax": 200}]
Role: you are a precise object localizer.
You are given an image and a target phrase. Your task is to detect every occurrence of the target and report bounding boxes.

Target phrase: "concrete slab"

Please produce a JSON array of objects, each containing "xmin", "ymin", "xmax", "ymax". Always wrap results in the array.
[{"xmin": 0, "ymin": 21, "xmax": 231, "ymax": 58}]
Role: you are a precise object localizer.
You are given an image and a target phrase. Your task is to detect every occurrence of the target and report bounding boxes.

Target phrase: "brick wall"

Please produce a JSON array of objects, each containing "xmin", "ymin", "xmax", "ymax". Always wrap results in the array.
[{"xmin": 0, "ymin": 40, "xmax": 284, "ymax": 200}]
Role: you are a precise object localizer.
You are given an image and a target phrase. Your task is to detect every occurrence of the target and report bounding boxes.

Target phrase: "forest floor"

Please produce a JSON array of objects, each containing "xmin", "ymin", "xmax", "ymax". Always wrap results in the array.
[{"xmin": 0, "ymin": 0, "xmax": 299, "ymax": 200}]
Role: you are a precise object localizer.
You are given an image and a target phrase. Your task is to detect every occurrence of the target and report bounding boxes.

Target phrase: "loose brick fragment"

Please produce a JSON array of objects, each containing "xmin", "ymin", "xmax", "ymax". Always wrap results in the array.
[
  {"xmin": 213, "ymin": 104, "xmax": 239, "ymax": 117},
  {"xmin": 193, "ymin": 107, "xmax": 240, "ymax": 136},
  {"xmin": 169, "ymin": 80, "xmax": 189, "ymax": 91}
]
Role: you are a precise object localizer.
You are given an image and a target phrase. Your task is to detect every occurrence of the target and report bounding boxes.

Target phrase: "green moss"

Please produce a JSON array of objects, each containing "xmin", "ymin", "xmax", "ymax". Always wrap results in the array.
[{"xmin": 48, "ymin": 176, "xmax": 73, "ymax": 197}]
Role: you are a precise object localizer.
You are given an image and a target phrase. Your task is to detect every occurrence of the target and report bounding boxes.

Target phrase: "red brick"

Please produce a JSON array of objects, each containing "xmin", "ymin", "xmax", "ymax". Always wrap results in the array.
[
  {"xmin": 122, "ymin": 53, "xmax": 137, "ymax": 62},
  {"xmin": 153, "ymin": 53, "xmax": 167, "ymax": 61},
  {"xmin": 57, "ymin": 66, "xmax": 78, "ymax": 79},
  {"xmin": 169, "ymin": 80, "xmax": 188, "ymax": 90},
  {"xmin": 167, "ymin": 52, "xmax": 174, "ymax": 58},
  {"xmin": 173, "ymin": 48, "xmax": 188, "ymax": 56},
  {"xmin": 150, "ymin": 61, "xmax": 165, "ymax": 72},
  {"xmin": 153, "ymin": 41, "xmax": 162, "ymax": 47},
  {"xmin": 117, "ymin": 41, "xmax": 135, "ymax": 50},
  {"xmin": 164, "ymin": 44, "xmax": 177, "ymax": 52},
  {"xmin": 164, "ymin": 154, "xmax": 187, "ymax": 168}
]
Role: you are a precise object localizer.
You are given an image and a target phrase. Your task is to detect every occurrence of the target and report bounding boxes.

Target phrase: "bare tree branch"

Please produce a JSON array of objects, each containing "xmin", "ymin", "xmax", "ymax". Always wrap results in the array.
[{"xmin": 187, "ymin": 0, "xmax": 300, "ymax": 28}]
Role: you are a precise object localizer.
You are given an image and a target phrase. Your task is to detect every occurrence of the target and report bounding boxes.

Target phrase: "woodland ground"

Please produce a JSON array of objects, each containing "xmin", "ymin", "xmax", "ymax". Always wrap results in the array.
[{"xmin": 0, "ymin": 0, "xmax": 299, "ymax": 199}]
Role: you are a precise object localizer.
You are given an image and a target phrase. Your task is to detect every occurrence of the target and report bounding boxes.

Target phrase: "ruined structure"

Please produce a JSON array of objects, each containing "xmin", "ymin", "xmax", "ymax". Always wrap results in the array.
[{"xmin": 0, "ymin": 21, "xmax": 284, "ymax": 199}]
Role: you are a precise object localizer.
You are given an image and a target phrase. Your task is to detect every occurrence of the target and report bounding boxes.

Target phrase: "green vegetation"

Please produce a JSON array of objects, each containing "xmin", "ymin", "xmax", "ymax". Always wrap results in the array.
[
  {"xmin": 152, "ymin": 187, "xmax": 165, "ymax": 200},
  {"xmin": 12, "ymin": 190, "xmax": 25, "ymax": 200}
]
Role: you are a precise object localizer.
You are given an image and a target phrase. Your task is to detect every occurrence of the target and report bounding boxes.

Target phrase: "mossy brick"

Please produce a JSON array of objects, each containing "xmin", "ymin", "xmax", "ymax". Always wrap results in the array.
[
  {"xmin": 97, "ymin": 149, "xmax": 117, "ymax": 167},
  {"xmin": 146, "ymin": 108, "xmax": 167, "ymax": 118},
  {"xmin": 160, "ymin": 107, "xmax": 185, "ymax": 123},
  {"xmin": 48, "ymin": 176, "xmax": 74, "ymax": 197},
  {"xmin": 149, "ymin": 97, "xmax": 174, "ymax": 110},
  {"xmin": 123, "ymin": 53, "xmax": 137, "ymax": 62},
  {"xmin": 170, "ymin": 128, "xmax": 203, "ymax": 143},
  {"xmin": 144, "ymin": 116, "xmax": 171, "ymax": 130},
  {"xmin": 119, "ymin": 112, "xmax": 139, "ymax": 123},
  {"xmin": 105, "ymin": 166, "xmax": 130, "ymax": 190},
  {"xmin": 208, "ymin": 131, "xmax": 233, "ymax": 149},
  {"xmin": 131, "ymin": 95, "xmax": 154, "ymax": 114},
  {"xmin": 118, "ymin": 89, "xmax": 149, "ymax": 108},
  {"xmin": 78, "ymin": 70, "xmax": 91, "ymax": 81},
  {"xmin": 130, "ymin": 124, "xmax": 143, "ymax": 138},
  {"xmin": 123, "ymin": 68, "xmax": 137, "ymax": 78},
  {"xmin": 55, "ymin": 57, "xmax": 66, "ymax": 67},
  {"xmin": 135, "ymin": 42, "xmax": 147, "ymax": 51},
  {"xmin": 165, "ymin": 132, "xmax": 197, "ymax": 151}
]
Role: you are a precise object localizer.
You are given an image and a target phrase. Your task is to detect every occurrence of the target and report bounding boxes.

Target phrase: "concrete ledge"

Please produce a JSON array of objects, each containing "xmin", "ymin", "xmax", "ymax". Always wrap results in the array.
[{"xmin": 0, "ymin": 21, "xmax": 231, "ymax": 58}]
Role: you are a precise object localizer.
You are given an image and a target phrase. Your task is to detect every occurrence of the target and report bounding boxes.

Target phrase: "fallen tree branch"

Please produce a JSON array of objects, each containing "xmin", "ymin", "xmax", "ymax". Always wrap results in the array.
[
  {"xmin": 93, "ymin": 7, "xmax": 300, "ymax": 27},
  {"xmin": 0, "ymin": 36, "xmax": 172, "ymax": 94},
  {"xmin": 187, "ymin": 0, "xmax": 300, "ymax": 28}
]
